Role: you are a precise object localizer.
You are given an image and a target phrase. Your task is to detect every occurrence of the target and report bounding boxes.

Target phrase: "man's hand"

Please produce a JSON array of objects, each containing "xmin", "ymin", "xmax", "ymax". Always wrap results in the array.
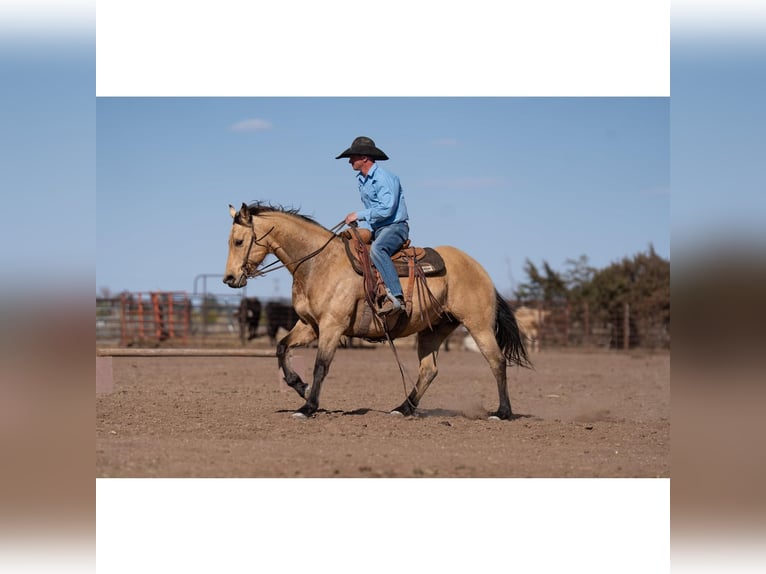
[{"xmin": 344, "ymin": 212, "xmax": 358, "ymax": 225}]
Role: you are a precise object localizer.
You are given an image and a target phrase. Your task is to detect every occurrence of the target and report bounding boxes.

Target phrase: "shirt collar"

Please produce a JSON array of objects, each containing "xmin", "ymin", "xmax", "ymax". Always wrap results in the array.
[{"xmin": 357, "ymin": 162, "xmax": 378, "ymax": 182}]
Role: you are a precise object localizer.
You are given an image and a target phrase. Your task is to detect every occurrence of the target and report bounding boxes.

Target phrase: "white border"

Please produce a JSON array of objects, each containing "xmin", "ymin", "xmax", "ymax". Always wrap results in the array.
[
  {"xmin": 96, "ymin": 1, "xmax": 669, "ymax": 96},
  {"xmin": 97, "ymin": 478, "xmax": 669, "ymax": 573}
]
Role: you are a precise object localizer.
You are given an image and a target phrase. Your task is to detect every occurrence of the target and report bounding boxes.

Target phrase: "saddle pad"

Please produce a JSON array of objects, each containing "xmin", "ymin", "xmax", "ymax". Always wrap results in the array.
[{"xmin": 342, "ymin": 236, "xmax": 446, "ymax": 277}]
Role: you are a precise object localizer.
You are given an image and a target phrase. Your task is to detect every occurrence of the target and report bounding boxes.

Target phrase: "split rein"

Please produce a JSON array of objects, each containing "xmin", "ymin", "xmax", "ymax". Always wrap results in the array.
[{"xmin": 239, "ymin": 218, "xmax": 347, "ymax": 282}]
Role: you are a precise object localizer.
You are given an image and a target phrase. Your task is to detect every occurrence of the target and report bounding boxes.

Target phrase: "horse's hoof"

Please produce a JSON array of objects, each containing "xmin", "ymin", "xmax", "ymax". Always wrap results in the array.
[
  {"xmin": 292, "ymin": 412, "xmax": 308, "ymax": 419},
  {"xmin": 389, "ymin": 410, "xmax": 404, "ymax": 417},
  {"xmin": 488, "ymin": 415, "xmax": 501, "ymax": 421}
]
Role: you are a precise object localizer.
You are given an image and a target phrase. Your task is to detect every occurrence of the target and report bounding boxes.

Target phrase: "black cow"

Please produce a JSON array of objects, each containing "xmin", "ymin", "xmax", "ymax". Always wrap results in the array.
[
  {"xmin": 235, "ymin": 297, "xmax": 262, "ymax": 345},
  {"xmin": 264, "ymin": 300, "xmax": 300, "ymax": 346}
]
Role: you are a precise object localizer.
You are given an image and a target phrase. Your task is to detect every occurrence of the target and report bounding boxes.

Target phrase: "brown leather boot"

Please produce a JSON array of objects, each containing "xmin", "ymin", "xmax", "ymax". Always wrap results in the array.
[{"xmin": 378, "ymin": 295, "xmax": 404, "ymax": 316}]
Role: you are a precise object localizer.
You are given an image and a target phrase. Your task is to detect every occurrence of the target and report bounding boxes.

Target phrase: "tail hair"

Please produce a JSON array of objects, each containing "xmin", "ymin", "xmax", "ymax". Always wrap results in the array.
[{"xmin": 494, "ymin": 291, "xmax": 532, "ymax": 369}]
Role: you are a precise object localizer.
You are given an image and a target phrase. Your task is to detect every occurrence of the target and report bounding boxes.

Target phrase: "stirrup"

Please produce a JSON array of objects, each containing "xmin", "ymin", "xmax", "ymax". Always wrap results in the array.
[{"xmin": 378, "ymin": 294, "xmax": 404, "ymax": 316}]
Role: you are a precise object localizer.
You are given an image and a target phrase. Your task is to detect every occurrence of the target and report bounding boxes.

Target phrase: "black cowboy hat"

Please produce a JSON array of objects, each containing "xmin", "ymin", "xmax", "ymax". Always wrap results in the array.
[{"xmin": 335, "ymin": 136, "xmax": 389, "ymax": 161}]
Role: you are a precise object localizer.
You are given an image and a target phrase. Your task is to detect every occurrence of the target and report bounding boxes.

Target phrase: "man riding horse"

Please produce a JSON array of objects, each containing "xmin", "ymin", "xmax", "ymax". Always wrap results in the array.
[
  {"xmin": 338, "ymin": 136, "xmax": 409, "ymax": 316},
  {"xmin": 223, "ymin": 136, "xmax": 531, "ymax": 418}
]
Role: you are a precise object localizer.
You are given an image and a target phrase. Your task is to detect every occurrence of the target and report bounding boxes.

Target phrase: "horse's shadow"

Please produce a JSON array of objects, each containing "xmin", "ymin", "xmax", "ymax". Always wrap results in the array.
[
  {"xmin": 409, "ymin": 408, "xmax": 535, "ymax": 421},
  {"xmin": 275, "ymin": 407, "xmax": 379, "ymax": 416},
  {"xmin": 276, "ymin": 407, "xmax": 535, "ymax": 420}
]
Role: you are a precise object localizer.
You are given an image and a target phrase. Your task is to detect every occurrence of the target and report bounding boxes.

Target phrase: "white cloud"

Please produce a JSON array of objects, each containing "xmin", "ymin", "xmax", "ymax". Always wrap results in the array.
[{"xmin": 229, "ymin": 118, "xmax": 273, "ymax": 132}]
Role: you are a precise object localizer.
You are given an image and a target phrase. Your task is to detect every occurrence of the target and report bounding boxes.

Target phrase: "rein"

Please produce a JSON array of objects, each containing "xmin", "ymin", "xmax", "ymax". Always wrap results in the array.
[
  {"xmin": 348, "ymin": 223, "xmax": 417, "ymax": 413},
  {"xmin": 239, "ymin": 218, "xmax": 346, "ymax": 281}
]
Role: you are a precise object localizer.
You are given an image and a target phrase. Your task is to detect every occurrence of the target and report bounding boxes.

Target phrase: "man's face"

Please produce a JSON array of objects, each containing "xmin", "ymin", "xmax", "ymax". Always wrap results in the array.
[{"xmin": 349, "ymin": 154, "xmax": 366, "ymax": 171}]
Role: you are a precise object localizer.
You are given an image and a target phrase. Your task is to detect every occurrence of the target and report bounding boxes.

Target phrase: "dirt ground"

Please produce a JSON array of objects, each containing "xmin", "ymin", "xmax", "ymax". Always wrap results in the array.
[{"xmin": 96, "ymin": 345, "xmax": 669, "ymax": 478}]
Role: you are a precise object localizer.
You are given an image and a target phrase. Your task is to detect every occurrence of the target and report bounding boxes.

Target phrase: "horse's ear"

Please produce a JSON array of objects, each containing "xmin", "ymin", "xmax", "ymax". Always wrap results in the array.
[
  {"xmin": 229, "ymin": 204, "xmax": 237, "ymax": 219},
  {"xmin": 239, "ymin": 203, "xmax": 250, "ymax": 221}
]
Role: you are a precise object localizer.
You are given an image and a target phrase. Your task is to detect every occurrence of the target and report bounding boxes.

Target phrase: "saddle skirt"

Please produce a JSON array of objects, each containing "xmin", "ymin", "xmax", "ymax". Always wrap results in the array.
[{"xmin": 341, "ymin": 231, "xmax": 445, "ymax": 277}]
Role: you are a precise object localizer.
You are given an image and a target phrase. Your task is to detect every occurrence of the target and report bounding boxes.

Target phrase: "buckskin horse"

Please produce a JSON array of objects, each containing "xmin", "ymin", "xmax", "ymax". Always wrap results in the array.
[{"xmin": 223, "ymin": 202, "xmax": 530, "ymax": 419}]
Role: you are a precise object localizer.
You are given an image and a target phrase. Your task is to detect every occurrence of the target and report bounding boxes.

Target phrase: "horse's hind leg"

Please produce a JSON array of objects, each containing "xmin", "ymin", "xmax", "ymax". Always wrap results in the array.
[
  {"xmin": 464, "ymin": 328, "xmax": 513, "ymax": 420},
  {"xmin": 277, "ymin": 320, "xmax": 317, "ymax": 399},
  {"xmin": 391, "ymin": 321, "xmax": 458, "ymax": 416}
]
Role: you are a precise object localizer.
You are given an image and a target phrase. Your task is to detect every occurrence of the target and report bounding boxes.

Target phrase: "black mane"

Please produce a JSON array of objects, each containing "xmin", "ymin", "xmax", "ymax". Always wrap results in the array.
[{"xmin": 245, "ymin": 201, "xmax": 326, "ymax": 230}]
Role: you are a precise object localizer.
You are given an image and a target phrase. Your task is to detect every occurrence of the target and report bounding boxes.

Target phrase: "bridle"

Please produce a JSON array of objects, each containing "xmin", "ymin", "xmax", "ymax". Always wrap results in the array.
[
  {"xmin": 238, "ymin": 222, "xmax": 273, "ymax": 278},
  {"xmin": 236, "ymin": 215, "xmax": 346, "ymax": 285}
]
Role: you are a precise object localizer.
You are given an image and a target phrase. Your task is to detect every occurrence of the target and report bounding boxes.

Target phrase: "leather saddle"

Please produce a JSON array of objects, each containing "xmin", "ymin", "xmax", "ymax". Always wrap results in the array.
[
  {"xmin": 341, "ymin": 228, "xmax": 445, "ymax": 277},
  {"xmin": 341, "ymin": 226, "xmax": 449, "ymax": 339}
]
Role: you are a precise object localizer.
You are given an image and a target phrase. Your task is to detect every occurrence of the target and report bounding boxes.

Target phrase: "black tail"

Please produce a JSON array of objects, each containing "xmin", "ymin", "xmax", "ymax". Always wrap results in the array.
[{"xmin": 495, "ymin": 291, "xmax": 532, "ymax": 368}]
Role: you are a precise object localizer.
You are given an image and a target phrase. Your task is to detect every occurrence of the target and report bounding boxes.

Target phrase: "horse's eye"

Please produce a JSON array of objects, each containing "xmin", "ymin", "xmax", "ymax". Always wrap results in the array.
[{"xmin": 235, "ymin": 239, "xmax": 244, "ymax": 247}]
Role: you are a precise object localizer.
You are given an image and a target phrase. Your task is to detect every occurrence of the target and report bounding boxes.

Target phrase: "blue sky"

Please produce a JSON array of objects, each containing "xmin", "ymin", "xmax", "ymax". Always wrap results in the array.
[{"xmin": 96, "ymin": 97, "xmax": 669, "ymax": 299}]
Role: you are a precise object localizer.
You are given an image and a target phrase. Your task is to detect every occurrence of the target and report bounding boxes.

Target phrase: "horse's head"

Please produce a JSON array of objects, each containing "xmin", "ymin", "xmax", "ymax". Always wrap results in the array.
[{"xmin": 223, "ymin": 203, "xmax": 272, "ymax": 288}]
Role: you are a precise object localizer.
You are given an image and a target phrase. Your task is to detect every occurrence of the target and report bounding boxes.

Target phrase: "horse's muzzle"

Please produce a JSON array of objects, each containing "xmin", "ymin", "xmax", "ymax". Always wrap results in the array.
[{"xmin": 222, "ymin": 273, "xmax": 247, "ymax": 288}]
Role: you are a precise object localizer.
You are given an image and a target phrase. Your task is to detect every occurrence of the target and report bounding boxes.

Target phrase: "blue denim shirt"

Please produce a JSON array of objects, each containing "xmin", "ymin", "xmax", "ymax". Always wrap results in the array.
[{"xmin": 355, "ymin": 163, "xmax": 409, "ymax": 230}]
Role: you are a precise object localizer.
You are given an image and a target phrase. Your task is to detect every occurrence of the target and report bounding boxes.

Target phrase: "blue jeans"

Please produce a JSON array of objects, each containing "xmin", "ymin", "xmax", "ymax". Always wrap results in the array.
[{"xmin": 370, "ymin": 222, "xmax": 409, "ymax": 299}]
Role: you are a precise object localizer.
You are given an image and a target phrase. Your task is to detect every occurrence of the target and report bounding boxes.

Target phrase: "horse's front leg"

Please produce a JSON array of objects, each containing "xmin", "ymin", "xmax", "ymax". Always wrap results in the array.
[
  {"xmin": 277, "ymin": 320, "xmax": 317, "ymax": 399},
  {"xmin": 294, "ymin": 325, "xmax": 344, "ymax": 418}
]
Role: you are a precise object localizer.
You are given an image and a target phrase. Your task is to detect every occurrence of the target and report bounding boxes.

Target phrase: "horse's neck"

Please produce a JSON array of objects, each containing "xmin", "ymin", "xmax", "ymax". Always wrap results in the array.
[{"xmin": 267, "ymin": 214, "xmax": 338, "ymax": 274}]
